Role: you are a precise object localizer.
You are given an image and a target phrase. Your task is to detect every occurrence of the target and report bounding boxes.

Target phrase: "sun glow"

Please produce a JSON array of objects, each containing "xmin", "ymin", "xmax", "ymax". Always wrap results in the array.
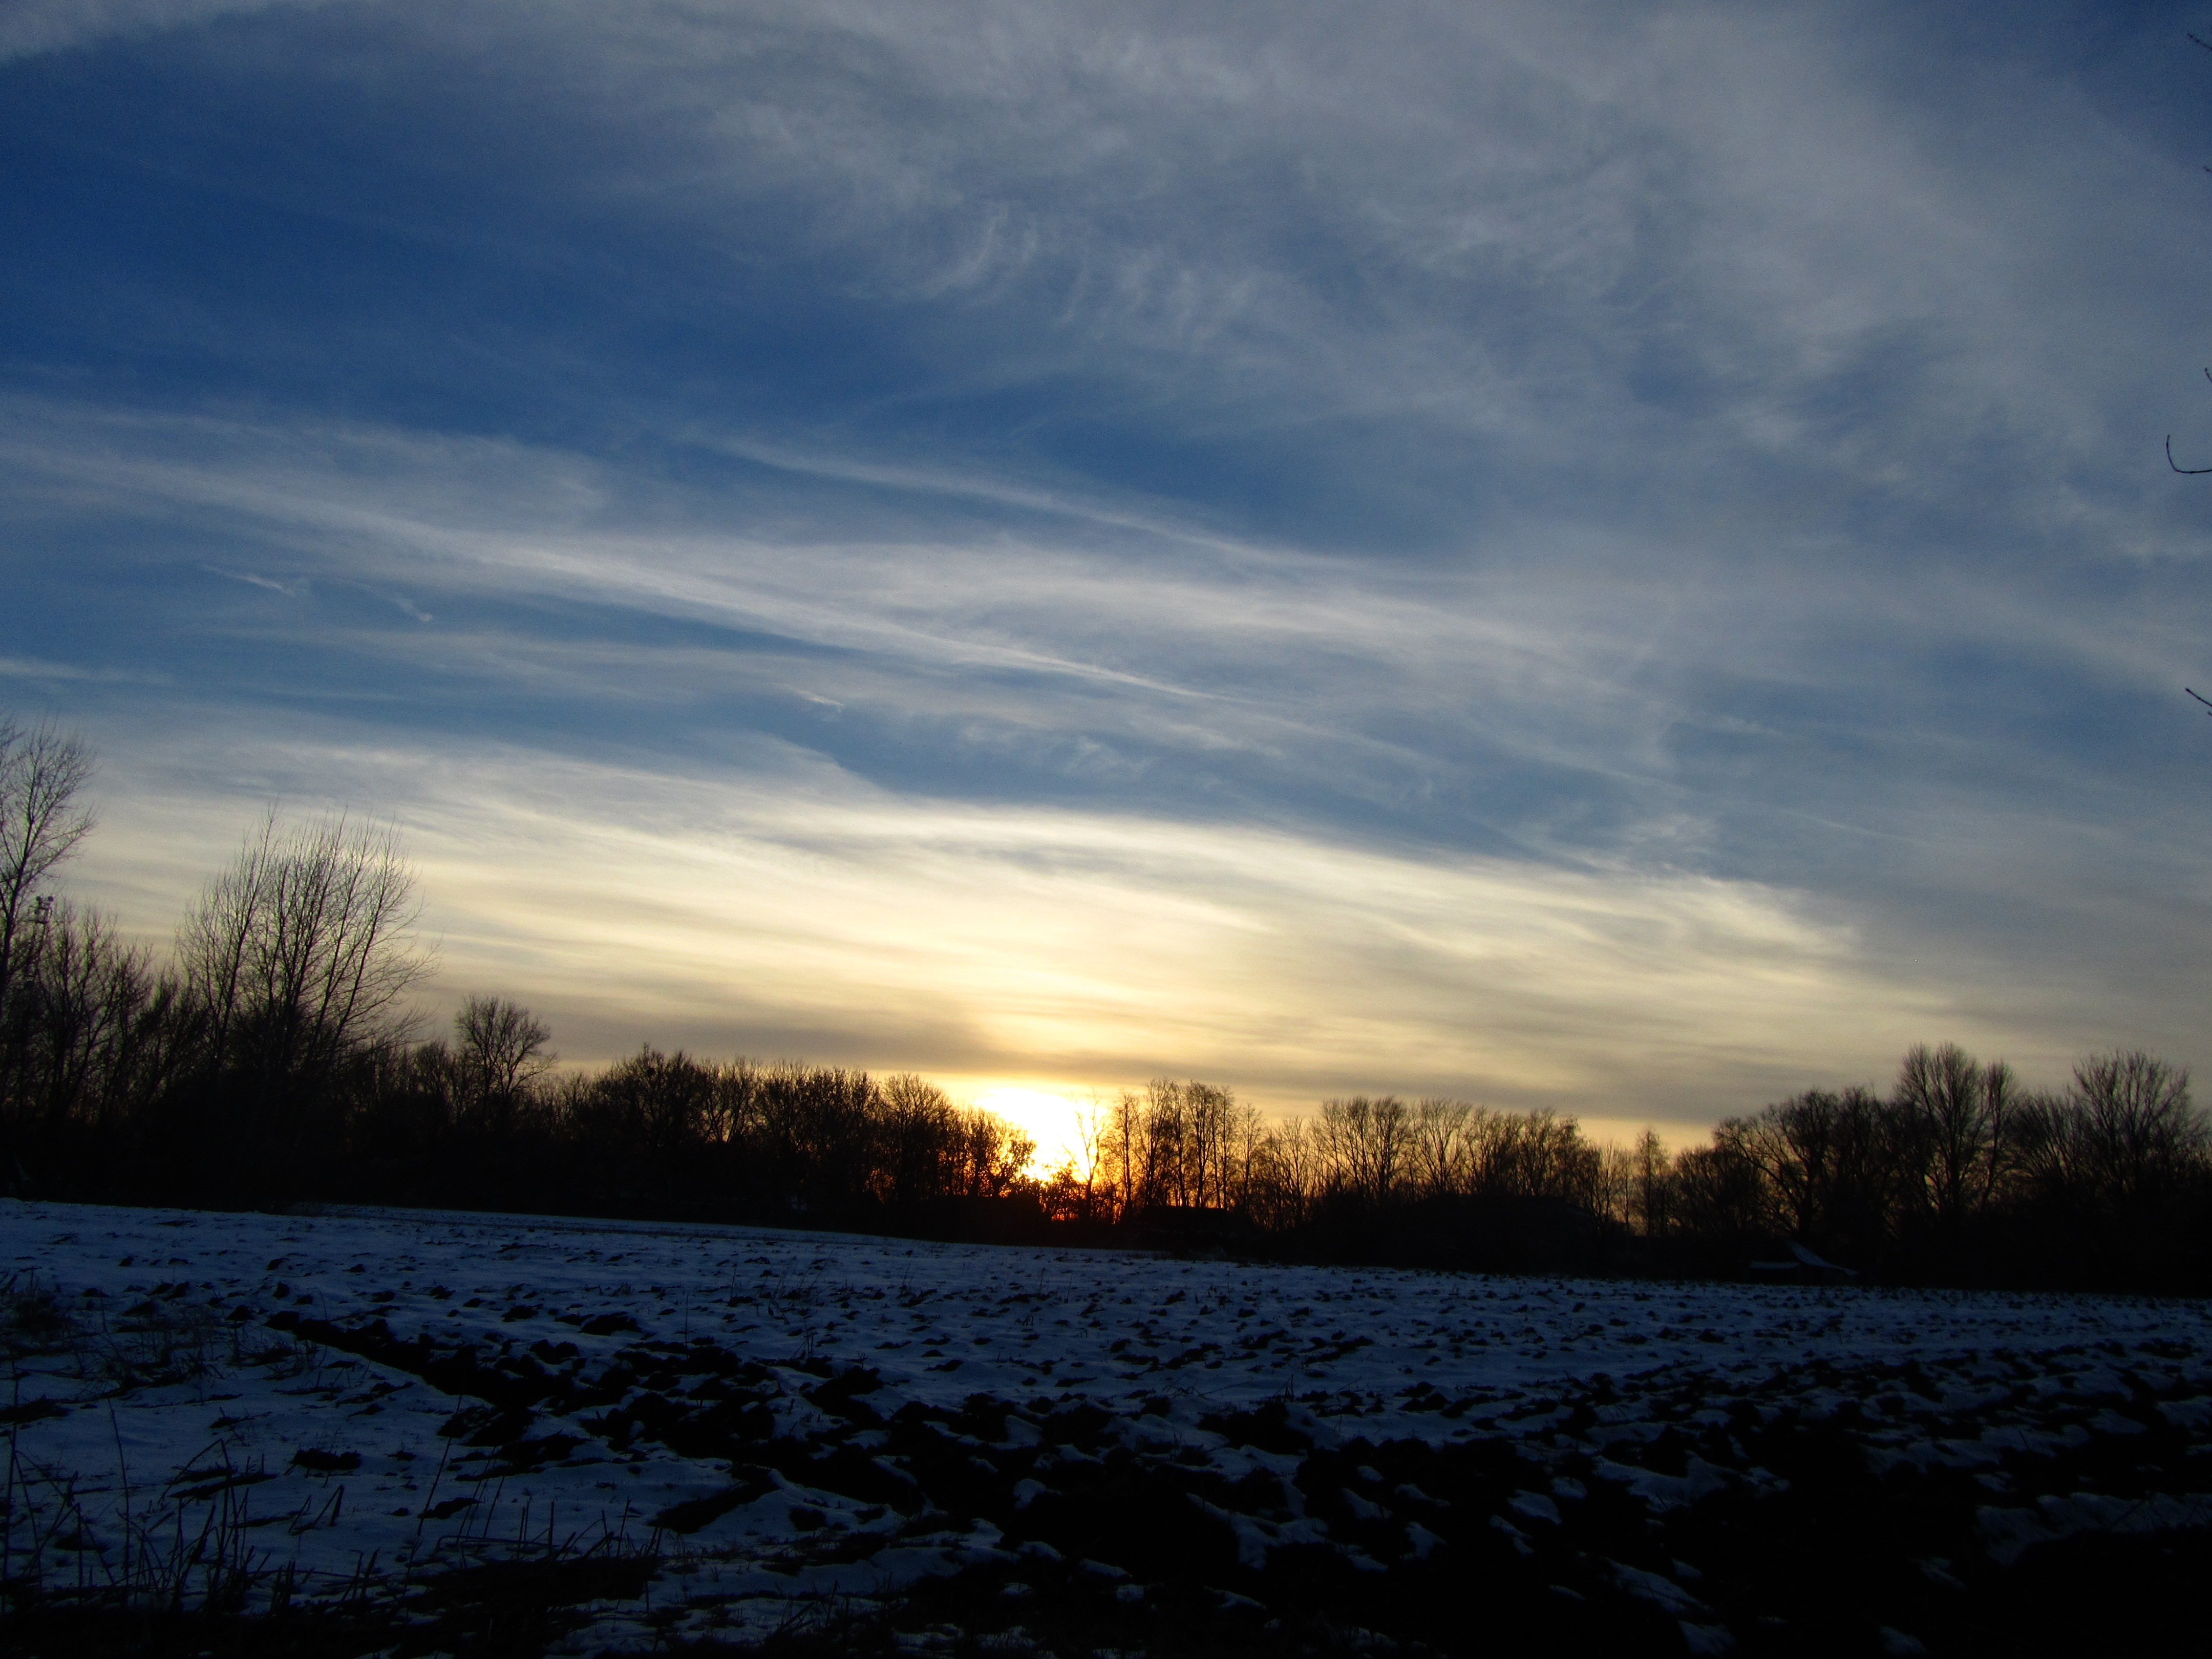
[{"xmin": 969, "ymin": 1087, "xmax": 1092, "ymax": 1179}]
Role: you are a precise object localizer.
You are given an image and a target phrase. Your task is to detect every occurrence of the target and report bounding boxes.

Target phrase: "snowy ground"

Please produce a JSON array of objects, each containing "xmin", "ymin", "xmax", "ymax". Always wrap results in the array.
[{"xmin": 5, "ymin": 1200, "xmax": 2209, "ymax": 1655}]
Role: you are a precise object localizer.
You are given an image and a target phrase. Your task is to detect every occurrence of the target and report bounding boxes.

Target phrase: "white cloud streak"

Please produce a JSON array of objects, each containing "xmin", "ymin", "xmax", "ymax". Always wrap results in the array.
[
  {"xmin": 15, "ymin": 396, "xmax": 2203, "ymax": 1120},
  {"xmin": 0, "ymin": 0, "xmax": 330, "ymax": 65},
  {"xmin": 67, "ymin": 722, "xmax": 1979, "ymax": 1132},
  {"xmin": 6, "ymin": 2, "xmax": 2211, "ymax": 1123}
]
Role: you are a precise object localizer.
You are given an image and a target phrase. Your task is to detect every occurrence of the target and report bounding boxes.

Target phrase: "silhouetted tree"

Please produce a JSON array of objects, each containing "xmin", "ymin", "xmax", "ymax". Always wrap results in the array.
[
  {"xmin": 169, "ymin": 812, "xmax": 432, "ymax": 1193},
  {"xmin": 179, "ymin": 813, "xmax": 431, "ymax": 1083},
  {"xmin": 1894, "ymin": 1042, "xmax": 2021, "ymax": 1253},
  {"xmin": 0, "ymin": 716, "xmax": 96, "ymax": 1040},
  {"xmin": 1317, "ymin": 1096, "xmax": 1411, "ymax": 1208},
  {"xmin": 453, "ymin": 994, "xmax": 554, "ymax": 1132}
]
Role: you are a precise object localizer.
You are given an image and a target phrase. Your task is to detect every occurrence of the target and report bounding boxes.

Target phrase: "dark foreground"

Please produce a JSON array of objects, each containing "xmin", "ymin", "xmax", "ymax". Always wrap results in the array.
[{"xmin": 4, "ymin": 1203, "xmax": 2207, "ymax": 1657}]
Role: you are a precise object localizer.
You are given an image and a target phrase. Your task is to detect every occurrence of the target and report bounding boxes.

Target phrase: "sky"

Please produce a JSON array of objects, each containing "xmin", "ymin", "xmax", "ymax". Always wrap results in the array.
[{"xmin": 6, "ymin": 0, "xmax": 2212, "ymax": 1156}]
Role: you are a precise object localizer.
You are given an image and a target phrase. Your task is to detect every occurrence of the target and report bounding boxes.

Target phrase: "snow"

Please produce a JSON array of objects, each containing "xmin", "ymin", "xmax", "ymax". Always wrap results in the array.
[
  {"xmin": 6, "ymin": 1197, "xmax": 2211, "ymax": 1649},
  {"xmin": 1976, "ymin": 1491, "xmax": 2212, "ymax": 1566}
]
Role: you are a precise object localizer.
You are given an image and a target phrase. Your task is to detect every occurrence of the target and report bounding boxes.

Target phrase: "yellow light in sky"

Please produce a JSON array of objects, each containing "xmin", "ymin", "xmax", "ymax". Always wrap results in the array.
[{"xmin": 970, "ymin": 1088, "xmax": 1087, "ymax": 1179}]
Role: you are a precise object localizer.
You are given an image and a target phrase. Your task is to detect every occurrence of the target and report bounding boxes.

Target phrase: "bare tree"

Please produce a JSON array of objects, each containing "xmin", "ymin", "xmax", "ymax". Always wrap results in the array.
[
  {"xmin": 1669, "ymin": 1136, "xmax": 1766, "ymax": 1254},
  {"xmin": 1894, "ymin": 1042, "xmax": 2016, "ymax": 1240},
  {"xmin": 454, "ymin": 994, "xmax": 554, "ymax": 1112},
  {"xmin": 1142, "ymin": 1079, "xmax": 1193, "ymax": 1206},
  {"xmin": 1182, "ymin": 1080, "xmax": 1242, "ymax": 1208},
  {"xmin": 1631, "ymin": 1126, "xmax": 1670, "ymax": 1238},
  {"xmin": 1406, "ymin": 1098, "xmax": 1473, "ymax": 1199},
  {"xmin": 2065, "ymin": 1050, "xmax": 2204, "ymax": 1207},
  {"xmin": 1105, "ymin": 1088, "xmax": 1143, "ymax": 1217},
  {"xmin": 958, "ymin": 1109, "xmax": 1036, "ymax": 1198},
  {"xmin": 1316, "ymin": 1095, "xmax": 1411, "ymax": 1206},
  {"xmin": 876, "ymin": 1071, "xmax": 963, "ymax": 1206},
  {"xmin": 1067, "ymin": 1093, "xmax": 1110, "ymax": 1218},
  {"xmin": 0, "ymin": 717, "xmax": 97, "ymax": 1035},
  {"xmin": 2, "ymin": 899, "xmax": 158, "ymax": 1167},
  {"xmin": 177, "ymin": 811, "xmax": 433, "ymax": 1081},
  {"xmin": 1254, "ymin": 1115, "xmax": 1321, "ymax": 1228}
]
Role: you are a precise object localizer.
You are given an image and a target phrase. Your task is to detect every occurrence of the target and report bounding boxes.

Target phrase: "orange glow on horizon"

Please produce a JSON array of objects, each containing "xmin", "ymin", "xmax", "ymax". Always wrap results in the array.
[{"xmin": 969, "ymin": 1087, "xmax": 1094, "ymax": 1179}]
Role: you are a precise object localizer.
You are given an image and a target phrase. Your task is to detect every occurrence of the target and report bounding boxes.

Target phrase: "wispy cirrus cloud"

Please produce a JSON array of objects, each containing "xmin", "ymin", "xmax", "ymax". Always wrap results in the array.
[
  {"xmin": 65, "ymin": 715, "xmax": 1970, "ymax": 1137},
  {"xmin": 0, "ymin": 0, "xmax": 329, "ymax": 66},
  {"xmin": 4, "ymin": 1, "xmax": 2211, "ymax": 1118}
]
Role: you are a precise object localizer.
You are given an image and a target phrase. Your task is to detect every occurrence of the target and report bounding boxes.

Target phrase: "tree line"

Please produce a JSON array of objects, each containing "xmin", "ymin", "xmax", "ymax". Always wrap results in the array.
[
  {"xmin": 1, "ymin": 712, "xmax": 2206, "ymax": 1291},
  {"xmin": 1655, "ymin": 1045, "xmax": 2210, "ymax": 1291},
  {"xmin": 1037, "ymin": 1059, "xmax": 2209, "ymax": 1290}
]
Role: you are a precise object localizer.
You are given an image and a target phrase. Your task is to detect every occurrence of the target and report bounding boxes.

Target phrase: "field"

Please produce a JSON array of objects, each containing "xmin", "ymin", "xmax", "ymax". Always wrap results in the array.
[{"xmin": 4, "ymin": 1200, "xmax": 2209, "ymax": 1656}]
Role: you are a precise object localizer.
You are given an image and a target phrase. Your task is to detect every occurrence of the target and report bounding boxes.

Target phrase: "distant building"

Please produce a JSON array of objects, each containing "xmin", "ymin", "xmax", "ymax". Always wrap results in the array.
[{"xmin": 1748, "ymin": 1242, "xmax": 1858, "ymax": 1286}]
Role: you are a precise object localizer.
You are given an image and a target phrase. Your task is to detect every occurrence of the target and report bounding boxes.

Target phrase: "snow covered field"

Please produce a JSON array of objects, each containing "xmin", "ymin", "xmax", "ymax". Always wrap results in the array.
[{"xmin": 5, "ymin": 1200, "xmax": 2209, "ymax": 1655}]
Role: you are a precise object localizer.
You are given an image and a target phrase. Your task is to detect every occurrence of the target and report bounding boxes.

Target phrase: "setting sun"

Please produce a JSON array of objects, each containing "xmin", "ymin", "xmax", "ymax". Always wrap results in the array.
[{"xmin": 969, "ymin": 1087, "xmax": 1093, "ymax": 1179}]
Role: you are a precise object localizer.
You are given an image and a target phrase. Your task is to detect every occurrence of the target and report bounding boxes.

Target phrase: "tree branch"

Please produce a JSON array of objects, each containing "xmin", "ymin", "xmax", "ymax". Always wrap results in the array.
[{"xmin": 2166, "ymin": 435, "xmax": 2212, "ymax": 474}]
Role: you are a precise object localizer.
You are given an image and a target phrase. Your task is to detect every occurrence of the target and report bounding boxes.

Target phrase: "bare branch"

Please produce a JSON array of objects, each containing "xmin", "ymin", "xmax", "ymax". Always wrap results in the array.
[
  {"xmin": 0, "ymin": 716, "xmax": 98, "ymax": 1029},
  {"xmin": 2166, "ymin": 434, "xmax": 2212, "ymax": 474},
  {"xmin": 178, "ymin": 812, "xmax": 435, "ymax": 1077}
]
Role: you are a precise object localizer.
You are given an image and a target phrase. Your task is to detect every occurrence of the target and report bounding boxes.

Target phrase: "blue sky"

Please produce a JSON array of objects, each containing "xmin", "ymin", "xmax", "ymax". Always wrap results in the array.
[{"xmin": 6, "ymin": 0, "xmax": 2212, "ymax": 1137}]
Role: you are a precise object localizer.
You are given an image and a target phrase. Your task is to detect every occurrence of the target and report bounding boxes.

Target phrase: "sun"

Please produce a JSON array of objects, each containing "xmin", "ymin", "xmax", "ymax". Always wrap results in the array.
[{"xmin": 970, "ymin": 1087, "xmax": 1088, "ymax": 1179}]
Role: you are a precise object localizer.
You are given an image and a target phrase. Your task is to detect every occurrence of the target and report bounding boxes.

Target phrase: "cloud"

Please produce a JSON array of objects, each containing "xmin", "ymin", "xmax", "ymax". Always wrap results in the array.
[
  {"xmin": 0, "ymin": 655, "xmax": 173, "ymax": 686},
  {"xmin": 5, "ymin": 2, "xmax": 2211, "ymax": 1122},
  {"xmin": 0, "ymin": 0, "xmax": 329, "ymax": 65},
  {"xmin": 17, "ymin": 393, "xmax": 2207, "ymax": 1120},
  {"xmin": 64, "ymin": 718, "xmax": 1976, "ymax": 1130},
  {"xmin": 201, "ymin": 564, "xmax": 300, "ymax": 596}
]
